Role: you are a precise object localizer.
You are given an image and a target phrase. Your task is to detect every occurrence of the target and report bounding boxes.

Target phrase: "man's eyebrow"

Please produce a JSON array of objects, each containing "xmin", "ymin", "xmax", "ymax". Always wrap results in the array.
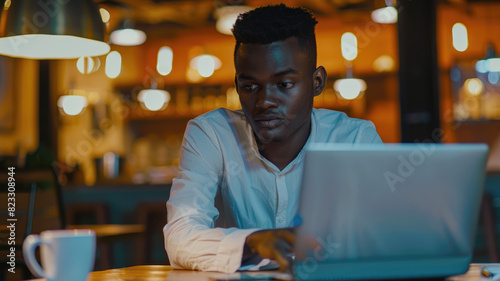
[
  {"xmin": 237, "ymin": 68, "xmax": 299, "ymax": 80},
  {"xmin": 273, "ymin": 68, "xmax": 299, "ymax": 77},
  {"xmin": 237, "ymin": 74, "xmax": 256, "ymax": 80}
]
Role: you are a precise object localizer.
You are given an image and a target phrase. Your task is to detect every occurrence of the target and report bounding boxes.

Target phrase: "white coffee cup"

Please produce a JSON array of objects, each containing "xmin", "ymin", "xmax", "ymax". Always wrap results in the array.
[{"xmin": 23, "ymin": 229, "xmax": 96, "ymax": 281}]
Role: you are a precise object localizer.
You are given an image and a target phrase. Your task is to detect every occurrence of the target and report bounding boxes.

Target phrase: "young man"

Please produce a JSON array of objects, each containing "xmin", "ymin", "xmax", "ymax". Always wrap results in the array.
[{"xmin": 164, "ymin": 4, "xmax": 382, "ymax": 273}]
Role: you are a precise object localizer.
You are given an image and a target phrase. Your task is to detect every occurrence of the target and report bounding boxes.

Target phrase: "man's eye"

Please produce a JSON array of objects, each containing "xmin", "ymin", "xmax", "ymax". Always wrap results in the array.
[
  {"xmin": 244, "ymin": 84, "xmax": 257, "ymax": 91},
  {"xmin": 279, "ymin": 82, "xmax": 294, "ymax": 89}
]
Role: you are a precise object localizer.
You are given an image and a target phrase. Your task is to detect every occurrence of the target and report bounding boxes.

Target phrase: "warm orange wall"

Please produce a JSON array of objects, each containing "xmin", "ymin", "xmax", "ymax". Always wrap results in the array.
[
  {"xmin": 0, "ymin": 58, "xmax": 38, "ymax": 157},
  {"xmin": 111, "ymin": 14, "xmax": 398, "ymax": 87},
  {"xmin": 54, "ymin": 59, "xmax": 127, "ymax": 185},
  {"xmin": 438, "ymin": 5, "xmax": 500, "ymax": 70}
]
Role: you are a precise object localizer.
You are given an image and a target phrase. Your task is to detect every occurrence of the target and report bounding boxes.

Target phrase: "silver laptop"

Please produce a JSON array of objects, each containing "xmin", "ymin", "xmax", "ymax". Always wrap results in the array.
[{"xmin": 294, "ymin": 143, "xmax": 489, "ymax": 280}]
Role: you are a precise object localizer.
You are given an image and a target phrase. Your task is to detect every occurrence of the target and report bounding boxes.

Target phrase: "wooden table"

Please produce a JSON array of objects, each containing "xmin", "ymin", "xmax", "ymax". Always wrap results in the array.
[
  {"xmin": 26, "ymin": 263, "xmax": 498, "ymax": 281},
  {"xmin": 66, "ymin": 224, "xmax": 145, "ymax": 270}
]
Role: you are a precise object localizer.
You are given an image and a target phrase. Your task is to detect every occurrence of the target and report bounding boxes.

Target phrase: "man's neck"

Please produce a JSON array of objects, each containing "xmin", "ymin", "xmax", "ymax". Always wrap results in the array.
[{"xmin": 257, "ymin": 120, "xmax": 311, "ymax": 171}]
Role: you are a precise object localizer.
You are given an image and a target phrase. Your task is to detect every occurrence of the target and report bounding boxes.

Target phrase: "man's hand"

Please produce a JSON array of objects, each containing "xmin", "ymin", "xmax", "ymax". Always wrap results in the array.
[{"xmin": 243, "ymin": 228, "xmax": 296, "ymax": 271}]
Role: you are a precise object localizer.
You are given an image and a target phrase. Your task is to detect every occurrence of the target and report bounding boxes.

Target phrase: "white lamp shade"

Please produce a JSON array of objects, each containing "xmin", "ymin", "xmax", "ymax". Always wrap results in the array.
[{"xmin": 0, "ymin": 0, "xmax": 110, "ymax": 59}]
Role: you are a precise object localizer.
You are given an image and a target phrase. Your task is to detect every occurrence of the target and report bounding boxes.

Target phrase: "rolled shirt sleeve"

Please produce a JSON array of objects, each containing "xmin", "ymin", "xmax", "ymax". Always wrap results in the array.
[{"xmin": 163, "ymin": 118, "xmax": 259, "ymax": 272}]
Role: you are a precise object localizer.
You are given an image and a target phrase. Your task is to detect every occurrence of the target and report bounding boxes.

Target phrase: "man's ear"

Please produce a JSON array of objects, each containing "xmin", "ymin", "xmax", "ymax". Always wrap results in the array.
[{"xmin": 313, "ymin": 66, "xmax": 327, "ymax": 97}]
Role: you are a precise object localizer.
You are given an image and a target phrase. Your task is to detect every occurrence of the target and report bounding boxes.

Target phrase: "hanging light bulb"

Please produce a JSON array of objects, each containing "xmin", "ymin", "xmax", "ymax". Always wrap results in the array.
[
  {"xmin": 105, "ymin": 51, "xmax": 122, "ymax": 79},
  {"xmin": 464, "ymin": 78, "xmax": 483, "ymax": 96},
  {"xmin": 371, "ymin": 0, "xmax": 397, "ymax": 24},
  {"xmin": 371, "ymin": 7, "xmax": 398, "ymax": 24},
  {"xmin": 110, "ymin": 19, "xmax": 147, "ymax": 46},
  {"xmin": 452, "ymin": 23, "xmax": 468, "ymax": 52},
  {"xmin": 341, "ymin": 32, "xmax": 358, "ymax": 61},
  {"xmin": 137, "ymin": 89, "xmax": 171, "ymax": 111},
  {"xmin": 489, "ymin": 58, "xmax": 500, "ymax": 72},
  {"xmin": 190, "ymin": 55, "xmax": 222, "ymax": 78},
  {"xmin": 334, "ymin": 78, "xmax": 367, "ymax": 100},
  {"xmin": 99, "ymin": 8, "xmax": 110, "ymax": 23},
  {"xmin": 373, "ymin": 55, "xmax": 395, "ymax": 72},
  {"xmin": 57, "ymin": 95, "xmax": 88, "ymax": 116},
  {"xmin": 76, "ymin": 56, "xmax": 100, "ymax": 74},
  {"xmin": 157, "ymin": 46, "xmax": 173, "ymax": 76}
]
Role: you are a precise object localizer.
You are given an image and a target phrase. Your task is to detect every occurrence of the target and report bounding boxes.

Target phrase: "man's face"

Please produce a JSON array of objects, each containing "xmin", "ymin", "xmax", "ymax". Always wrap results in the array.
[{"xmin": 235, "ymin": 37, "xmax": 322, "ymax": 145}]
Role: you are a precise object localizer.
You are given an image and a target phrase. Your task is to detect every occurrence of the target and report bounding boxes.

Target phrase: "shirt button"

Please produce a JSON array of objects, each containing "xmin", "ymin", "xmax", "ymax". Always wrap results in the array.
[{"xmin": 277, "ymin": 217, "xmax": 284, "ymax": 224}]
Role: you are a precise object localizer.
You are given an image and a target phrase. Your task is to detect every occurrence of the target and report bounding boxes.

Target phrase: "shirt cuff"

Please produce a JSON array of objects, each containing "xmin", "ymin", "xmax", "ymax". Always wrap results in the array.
[{"xmin": 216, "ymin": 228, "xmax": 260, "ymax": 273}]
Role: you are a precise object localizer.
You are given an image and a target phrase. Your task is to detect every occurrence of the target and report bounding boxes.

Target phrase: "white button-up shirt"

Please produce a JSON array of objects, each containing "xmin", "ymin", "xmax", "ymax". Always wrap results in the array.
[{"xmin": 164, "ymin": 108, "xmax": 382, "ymax": 272}]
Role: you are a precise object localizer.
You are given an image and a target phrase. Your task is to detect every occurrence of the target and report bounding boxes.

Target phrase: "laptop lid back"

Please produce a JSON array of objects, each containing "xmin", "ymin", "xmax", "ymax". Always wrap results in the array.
[{"xmin": 294, "ymin": 143, "xmax": 488, "ymax": 280}]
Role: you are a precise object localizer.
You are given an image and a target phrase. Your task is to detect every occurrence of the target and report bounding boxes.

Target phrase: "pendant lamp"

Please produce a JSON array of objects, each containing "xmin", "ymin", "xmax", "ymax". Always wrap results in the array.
[{"xmin": 0, "ymin": 0, "xmax": 110, "ymax": 59}]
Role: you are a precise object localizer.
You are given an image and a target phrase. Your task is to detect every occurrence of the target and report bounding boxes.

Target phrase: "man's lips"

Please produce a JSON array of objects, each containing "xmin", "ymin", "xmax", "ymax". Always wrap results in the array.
[{"xmin": 254, "ymin": 115, "xmax": 283, "ymax": 128}]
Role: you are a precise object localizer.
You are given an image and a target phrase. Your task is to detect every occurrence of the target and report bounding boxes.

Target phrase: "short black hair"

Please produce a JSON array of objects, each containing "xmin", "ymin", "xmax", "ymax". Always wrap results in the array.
[{"xmin": 232, "ymin": 4, "xmax": 318, "ymax": 70}]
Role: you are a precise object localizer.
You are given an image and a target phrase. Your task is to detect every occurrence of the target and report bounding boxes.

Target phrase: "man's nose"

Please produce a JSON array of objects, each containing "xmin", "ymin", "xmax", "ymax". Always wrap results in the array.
[{"xmin": 256, "ymin": 85, "xmax": 279, "ymax": 109}]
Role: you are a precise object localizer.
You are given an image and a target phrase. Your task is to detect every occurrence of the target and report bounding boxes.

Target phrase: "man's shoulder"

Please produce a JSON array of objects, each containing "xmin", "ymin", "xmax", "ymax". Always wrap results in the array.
[
  {"xmin": 193, "ymin": 108, "xmax": 245, "ymax": 122},
  {"xmin": 189, "ymin": 107, "xmax": 246, "ymax": 130},
  {"xmin": 313, "ymin": 108, "xmax": 373, "ymax": 128}
]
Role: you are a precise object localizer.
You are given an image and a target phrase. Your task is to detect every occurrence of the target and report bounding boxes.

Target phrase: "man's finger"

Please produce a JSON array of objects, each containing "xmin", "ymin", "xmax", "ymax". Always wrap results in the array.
[
  {"xmin": 276, "ymin": 229, "xmax": 296, "ymax": 245},
  {"xmin": 271, "ymin": 248, "xmax": 291, "ymax": 272}
]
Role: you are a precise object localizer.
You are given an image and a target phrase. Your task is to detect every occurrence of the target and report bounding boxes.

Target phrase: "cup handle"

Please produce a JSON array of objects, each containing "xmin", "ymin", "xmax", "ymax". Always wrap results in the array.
[{"xmin": 22, "ymin": 234, "xmax": 52, "ymax": 280}]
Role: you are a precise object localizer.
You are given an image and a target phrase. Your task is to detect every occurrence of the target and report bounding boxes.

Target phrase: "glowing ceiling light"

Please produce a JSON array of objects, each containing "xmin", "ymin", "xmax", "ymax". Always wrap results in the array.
[
  {"xmin": 334, "ymin": 78, "xmax": 367, "ymax": 100},
  {"xmin": 488, "ymin": 72, "xmax": 499, "ymax": 85},
  {"xmin": 371, "ymin": 7, "xmax": 398, "ymax": 24},
  {"xmin": 110, "ymin": 28, "xmax": 147, "ymax": 46},
  {"xmin": 341, "ymin": 32, "xmax": 358, "ymax": 61},
  {"xmin": 373, "ymin": 55, "xmax": 395, "ymax": 72},
  {"xmin": 186, "ymin": 67, "xmax": 203, "ymax": 83},
  {"xmin": 476, "ymin": 60, "xmax": 488, "ymax": 74},
  {"xmin": 198, "ymin": 55, "xmax": 215, "ymax": 77},
  {"xmin": 465, "ymin": 78, "xmax": 483, "ymax": 96},
  {"xmin": 105, "ymin": 51, "xmax": 121, "ymax": 79},
  {"xmin": 488, "ymin": 58, "xmax": 500, "ymax": 72},
  {"xmin": 215, "ymin": 5, "xmax": 252, "ymax": 35},
  {"xmin": 157, "ymin": 46, "xmax": 173, "ymax": 76},
  {"xmin": 138, "ymin": 89, "xmax": 171, "ymax": 111},
  {"xmin": 57, "ymin": 95, "xmax": 88, "ymax": 116},
  {"xmin": 452, "ymin": 23, "xmax": 468, "ymax": 52},
  {"xmin": 190, "ymin": 55, "xmax": 221, "ymax": 78},
  {"xmin": 99, "ymin": 8, "xmax": 110, "ymax": 23},
  {"xmin": 76, "ymin": 56, "xmax": 100, "ymax": 74}
]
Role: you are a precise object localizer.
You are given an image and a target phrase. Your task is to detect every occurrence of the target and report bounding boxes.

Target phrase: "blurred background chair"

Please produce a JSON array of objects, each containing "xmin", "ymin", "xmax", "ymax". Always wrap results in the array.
[
  {"xmin": 135, "ymin": 201, "xmax": 169, "ymax": 265},
  {"xmin": 479, "ymin": 193, "xmax": 499, "ymax": 262}
]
